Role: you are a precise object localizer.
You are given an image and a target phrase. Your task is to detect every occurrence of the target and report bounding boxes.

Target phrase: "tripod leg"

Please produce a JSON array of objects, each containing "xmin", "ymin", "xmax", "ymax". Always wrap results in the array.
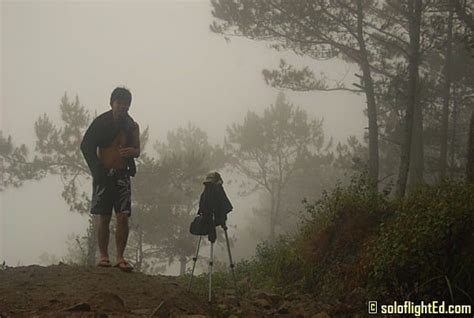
[
  {"xmin": 208, "ymin": 241, "xmax": 214, "ymax": 303},
  {"xmin": 223, "ymin": 226, "xmax": 238, "ymax": 297},
  {"xmin": 188, "ymin": 236, "xmax": 202, "ymax": 291}
]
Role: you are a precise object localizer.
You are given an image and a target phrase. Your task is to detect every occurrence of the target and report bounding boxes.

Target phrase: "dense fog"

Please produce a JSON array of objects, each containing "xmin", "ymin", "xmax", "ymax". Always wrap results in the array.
[{"xmin": 1, "ymin": 1, "xmax": 367, "ymax": 274}]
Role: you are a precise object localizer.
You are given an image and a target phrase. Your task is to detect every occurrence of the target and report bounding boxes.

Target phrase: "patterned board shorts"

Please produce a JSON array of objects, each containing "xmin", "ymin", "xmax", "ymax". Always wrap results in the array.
[{"xmin": 91, "ymin": 169, "xmax": 132, "ymax": 216}]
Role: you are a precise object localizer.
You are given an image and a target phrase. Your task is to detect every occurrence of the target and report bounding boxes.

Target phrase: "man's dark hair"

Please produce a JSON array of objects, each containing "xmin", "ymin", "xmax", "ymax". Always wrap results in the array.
[{"xmin": 110, "ymin": 87, "xmax": 132, "ymax": 106}]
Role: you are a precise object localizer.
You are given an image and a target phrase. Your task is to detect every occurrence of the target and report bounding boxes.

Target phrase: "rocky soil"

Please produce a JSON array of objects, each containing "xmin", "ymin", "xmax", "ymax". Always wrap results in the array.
[{"xmin": 0, "ymin": 264, "xmax": 358, "ymax": 317}]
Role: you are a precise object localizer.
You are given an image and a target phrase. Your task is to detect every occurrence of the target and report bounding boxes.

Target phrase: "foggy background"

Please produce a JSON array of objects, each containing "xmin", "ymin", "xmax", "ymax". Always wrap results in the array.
[{"xmin": 1, "ymin": 0, "xmax": 366, "ymax": 273}]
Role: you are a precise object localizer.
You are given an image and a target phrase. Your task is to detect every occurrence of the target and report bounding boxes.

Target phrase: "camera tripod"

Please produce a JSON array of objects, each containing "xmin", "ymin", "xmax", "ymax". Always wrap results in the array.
[{"xmin": 187, "ymin": 222, "xmax": 238, "ymax": 303}]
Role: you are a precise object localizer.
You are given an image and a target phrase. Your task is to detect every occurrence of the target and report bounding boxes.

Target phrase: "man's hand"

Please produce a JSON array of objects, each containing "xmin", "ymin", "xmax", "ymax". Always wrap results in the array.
[{"xmin": 119, "ymin": 147, "xmax": 139, "ymax": 158}]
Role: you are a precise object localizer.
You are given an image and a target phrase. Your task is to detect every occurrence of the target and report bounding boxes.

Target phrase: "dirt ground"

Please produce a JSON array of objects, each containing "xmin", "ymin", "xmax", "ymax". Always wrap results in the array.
[{"xmin": 0, "ymin": 264, "xmax": 346, "ymax": 317}]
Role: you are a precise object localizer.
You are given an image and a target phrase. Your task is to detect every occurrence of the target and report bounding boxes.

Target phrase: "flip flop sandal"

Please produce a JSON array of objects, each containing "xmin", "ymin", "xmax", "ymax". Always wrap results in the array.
[
  {"xmin": 97, "ymin": 259, "xmax": 112, "ymax": 267},
  {"xmin": 114, "ymin": 260, "xmax": 133, "ymax": 272}
]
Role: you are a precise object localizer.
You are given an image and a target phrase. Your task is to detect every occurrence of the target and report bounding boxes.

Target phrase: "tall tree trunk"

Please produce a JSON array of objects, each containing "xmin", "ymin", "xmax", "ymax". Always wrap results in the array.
[
  {"xmin": 357, "ymin": 0, "xmax": 379, "ymax": 186},
  {"xmin": 439, "ymin": 7, "xmax": 454, "ymax": 181},
  {"xmin": 467, "ymin": 110, "xmax": 474, "ymax": 183},
  {"xmin": 269, "ymin": 191, "xmax": 276, "ymax": 240},
  {"xmin": 396, "ymin": 0, "xmax": 423, "ymax": 197},
  {"xmin": 274, "ymin": 181, "xmax": 282, "ymax": 235},
  {"xmin": 408, "ymin": 92, "xmax": 424, "ymax": 191},
  {"xmin": 449, "ymin": 85, "xmax": 459, "ymax": 178}
]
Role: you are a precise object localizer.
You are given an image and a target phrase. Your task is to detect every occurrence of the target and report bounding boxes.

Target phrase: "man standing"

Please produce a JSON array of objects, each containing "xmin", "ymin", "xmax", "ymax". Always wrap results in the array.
[{"xmin": 80, "ymin": 87, "xmax": 140, "ymax": 272}]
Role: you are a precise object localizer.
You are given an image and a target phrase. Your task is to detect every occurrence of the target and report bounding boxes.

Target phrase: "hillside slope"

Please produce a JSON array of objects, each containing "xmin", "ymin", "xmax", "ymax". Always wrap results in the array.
[{"xmin": 0, "ymin": 264, "xmax": 336, "ymax": 317}]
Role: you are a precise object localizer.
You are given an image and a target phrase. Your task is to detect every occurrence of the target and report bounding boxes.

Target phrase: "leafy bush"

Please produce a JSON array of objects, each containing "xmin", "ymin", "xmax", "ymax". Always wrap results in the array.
[
  {"xmin": 242, "ymin": 236, "xmax": 308, "ymax": 293},
  {"xmin": 295, "ymin": 174, "xmax": 391, "ymax": 299},
  {"xmin": 182, "ymin": 236, "xmax": 308, "ymax": 296},
  {"xmin": 369, "ymin": 181, "xmax": 474, "ymax": 304}
]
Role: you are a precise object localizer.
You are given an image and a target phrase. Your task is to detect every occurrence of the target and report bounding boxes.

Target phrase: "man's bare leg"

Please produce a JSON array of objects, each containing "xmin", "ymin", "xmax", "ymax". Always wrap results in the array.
[
  {"xmin": 115, "ymin": 212, "xmax": 130, "ymax": 264},
  {"xmin": 98, "ymin": 215, "xmax": 112, "ymax": 262}
]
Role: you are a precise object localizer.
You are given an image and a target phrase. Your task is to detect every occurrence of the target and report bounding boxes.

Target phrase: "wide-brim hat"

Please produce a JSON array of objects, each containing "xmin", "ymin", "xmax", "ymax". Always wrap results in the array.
[{"xmin": 203, "ymin": 171, "xmax": 223, "ymax": 184}]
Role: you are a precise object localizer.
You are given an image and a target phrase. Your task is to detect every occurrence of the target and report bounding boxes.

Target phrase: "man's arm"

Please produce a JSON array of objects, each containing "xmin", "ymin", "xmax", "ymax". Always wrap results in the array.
[
  {"xmin": 132, "ymin": 122, "xmax": 140, "ymax": 157},
  {"xmin": 119, "ymin": 122, "xmax": 140, "ymax": 158},
  {"xmin": 80, "ymin": 119, "xmax": 106, "ymax": 181}
]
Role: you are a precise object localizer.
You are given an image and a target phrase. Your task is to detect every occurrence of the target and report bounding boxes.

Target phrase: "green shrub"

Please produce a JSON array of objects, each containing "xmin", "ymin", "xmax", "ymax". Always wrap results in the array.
[
  {"xmin": 369, "ymin": 181, "xmax": 474, "ymax": 304},
  {"xmin": 246, "ymin": 236, "xmax": 308, "ymax": 293},
  {"xmin": 295, "ymin": 174, "xmax": 391, "ymax": 299}
]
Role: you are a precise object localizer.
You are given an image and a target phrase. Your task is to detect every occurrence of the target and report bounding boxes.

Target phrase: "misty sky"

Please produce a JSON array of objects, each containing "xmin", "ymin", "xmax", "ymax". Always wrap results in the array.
[{"xmin": 1, "ymin": 0, "xmax": 366, "ymax": 269}]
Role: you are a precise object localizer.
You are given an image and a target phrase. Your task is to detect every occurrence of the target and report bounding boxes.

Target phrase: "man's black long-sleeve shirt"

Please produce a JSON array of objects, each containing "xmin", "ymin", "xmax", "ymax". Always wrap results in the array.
[{"xmin": 80, "ymin": 110, "xmax": 137, "ymax": 181}]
